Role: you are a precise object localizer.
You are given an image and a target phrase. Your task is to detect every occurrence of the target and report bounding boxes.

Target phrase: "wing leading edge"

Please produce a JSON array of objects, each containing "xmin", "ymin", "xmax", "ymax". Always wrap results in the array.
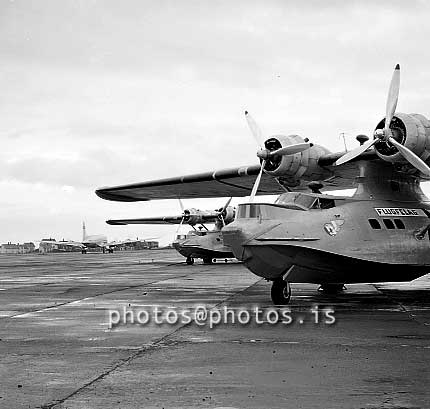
[
  {"xmin": 107, "ymin": 216, "xmax": 186, "ymax": 225},
  {"xmin": 96, "ymin": 165, "xmax": 284, "ymax": 201},
  {"xmin": 95, "ymin": 152, "xmax": 378, "ymax": 202}
]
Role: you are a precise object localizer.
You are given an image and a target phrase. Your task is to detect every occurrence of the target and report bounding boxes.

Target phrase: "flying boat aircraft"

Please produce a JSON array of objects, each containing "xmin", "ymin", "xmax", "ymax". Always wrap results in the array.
[
  {"xmin": 106, "ymin": 199, "xmax": 235, "ymax": 264},
  {"xmin": 96, "ymin": 65, "xmax": 430, "ymax": 304}
]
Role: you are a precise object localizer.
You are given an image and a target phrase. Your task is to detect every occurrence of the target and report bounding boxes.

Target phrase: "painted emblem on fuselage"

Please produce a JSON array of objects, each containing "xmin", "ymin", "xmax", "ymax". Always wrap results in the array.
[
  {"xmin": 374, "ymin": 208, "xmax": 425, "ymax": 217},
  {"xmin": 324, "ymin": 219, "xmax": 345, "ymax": 236}
]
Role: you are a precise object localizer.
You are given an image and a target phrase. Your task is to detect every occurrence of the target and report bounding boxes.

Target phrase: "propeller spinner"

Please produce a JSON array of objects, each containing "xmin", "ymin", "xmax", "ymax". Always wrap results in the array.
[
  {"xmin": 335, "ymin": 65, "xmax": 430, "ymax": 176},
  {"xmin": 244, "ymin": 111, "xmax": 311, "ymax": 202}
]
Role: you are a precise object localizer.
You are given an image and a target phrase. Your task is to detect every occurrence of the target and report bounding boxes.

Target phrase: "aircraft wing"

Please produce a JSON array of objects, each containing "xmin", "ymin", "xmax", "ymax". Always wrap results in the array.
[
  {"xmin": 96, "ymin": 165, "xmax": 283, "ymax": 201},
  {"xmin": 95, "ymin": 152, "xmax": 377, "ymax": 202},
  {"xmin": 106, "ymin": 216, "xmax": 184, "ymax": 225},
  {"xmin": 106, "ymin": 211, "xmax": 222, "ymax": 225}
]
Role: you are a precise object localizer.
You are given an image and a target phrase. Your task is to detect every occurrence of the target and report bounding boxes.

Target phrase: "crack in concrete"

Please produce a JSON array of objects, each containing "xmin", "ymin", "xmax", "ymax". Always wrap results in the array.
[
  {"xmin": 38, "ymin": 277, "xmax": 261, "ymax": 408},
  {"xmin": 1, "ymin": 262, "xmax": 185, "ymax": 320}
]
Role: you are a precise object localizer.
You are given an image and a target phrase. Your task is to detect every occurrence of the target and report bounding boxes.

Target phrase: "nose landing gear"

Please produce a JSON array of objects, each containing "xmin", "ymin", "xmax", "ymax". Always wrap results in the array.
[{"xmin": 271, "ymin": 278, "xmax": 291, "ymax": 305}]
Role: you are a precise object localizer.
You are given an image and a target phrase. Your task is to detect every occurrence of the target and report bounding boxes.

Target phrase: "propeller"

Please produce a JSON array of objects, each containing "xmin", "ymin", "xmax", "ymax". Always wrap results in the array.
[
  {"xmin": 385, "ymin": 64, "xmax": 400, "ymax": 138},
  {"xmin": 217, "ymin": 197, "xmax": 233, "ymax": 226},
  {"xmin": 335, "ymin": 65, "xmax": 430, "ymax": 176},
  {"xmin": 335, "ymin": 137, "xmax": 377, "ymax": 166},
  {"xmin": 178, "ymin": 198, "xmax": 184, "ymax": 212},
  {"xmin": 244, "ymin": 111, "xmax": 311, "ymax": 202},
  {"xmin": 174, "ymin": 199, "xmax": 186, "ymax": 241},
  {"xmin": 245, "ymin": 111, "xmax": 265, "ymax": 147},
  {"xmin": 249, "ymin": 160, "xmax": 266, "ymax": 203},
  {"xmin": 388, "ymin": 138, "xmax": 430, "ymax": 176}
]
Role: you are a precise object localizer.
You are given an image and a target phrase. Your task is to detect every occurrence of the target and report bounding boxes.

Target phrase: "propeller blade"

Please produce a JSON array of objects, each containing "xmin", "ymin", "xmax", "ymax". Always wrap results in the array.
[
  {"xmin": 335, "ymin": 138, "xmax": 377, "ymax": 166},
  {"xmin": 220, "ymin": 197, "xmax": 232, "ymax": 213},
  {"xmin": 175, "ymin": 216, "xmax": 185, "ymax": 239},
  {"xmin": 245, "ymin": 111, "xmax": 265, "ymax": 147},
  {"xmin": 178, "ymin": 198, "xmax": 184, "ymax": 212},
  {"xmin": 388, "ymin": 137, "xmax": 430, "ymax": 177},
  {"xmin": 269, "ymin": 142, "xmax": 311, "ymax": 157},
  {"xmin": 249, "ymin": 160, "xmax": 266, "ymax": 203},
  {"xmin": 384, "ymin": 64, "xmax": 400, "ymax": 135}
]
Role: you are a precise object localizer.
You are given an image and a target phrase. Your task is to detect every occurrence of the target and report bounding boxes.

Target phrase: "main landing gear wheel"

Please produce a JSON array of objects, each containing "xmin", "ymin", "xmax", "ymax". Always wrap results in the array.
[
  {"xmin": 203, "ymin": 257, "xmax": 213, "ymax": 265},
  {"xmin": 186, "ymin": 256, "xmax": 194, "ymax": 265},
  {"xmin": 108, "ymin": 248, "xmax": 114, "ymax": 253},
  {"xmin": 318, "ymin": 284, "xmax": 345, "ymax": 293},
  {"xmin": 271, "ymin": 278, "xmax": 291, "ymax": 305},
  {"xmin": 81, "ymin": 249, "xmax": 87, "ymax": 254}
]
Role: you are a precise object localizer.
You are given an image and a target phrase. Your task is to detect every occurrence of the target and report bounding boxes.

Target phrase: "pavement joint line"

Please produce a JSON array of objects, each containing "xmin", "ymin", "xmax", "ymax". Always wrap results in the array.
[
  {"xmin": 38, "ymin": 273, "xmax": 262, "ymax": 408},
  {"xmin": 372, "ymin": 284, "xmax": 430, "ymax": 330},
  {"xmin": 0, "ymin": 262, "xmax": 191, "ymax": 320}
]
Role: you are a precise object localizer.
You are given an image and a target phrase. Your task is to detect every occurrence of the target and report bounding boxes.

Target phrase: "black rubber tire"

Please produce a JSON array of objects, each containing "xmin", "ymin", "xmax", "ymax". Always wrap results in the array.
[
  {"xmin": 271, "ymin": 279, "xmax": 291, "ymax": 305},
  {"xmin": 203, "ymin": 257, "xmax": 213, "ymax": 265},
  {"xmin": 186, "ymin": 257, "xmax": 194, "ymax": 265}
]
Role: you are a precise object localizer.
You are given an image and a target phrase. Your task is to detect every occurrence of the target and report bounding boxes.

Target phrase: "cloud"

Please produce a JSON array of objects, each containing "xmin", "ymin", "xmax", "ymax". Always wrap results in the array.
[{"xmin": 1, "ymin": 0, "xmax": 430, "ymax": 243}]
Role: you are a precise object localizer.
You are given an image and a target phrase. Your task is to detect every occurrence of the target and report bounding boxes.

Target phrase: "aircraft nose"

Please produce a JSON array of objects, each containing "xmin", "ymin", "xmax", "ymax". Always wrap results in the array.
[{"xmin": 222, "ymin": 225, "xmax": 247, "ymax": 260}]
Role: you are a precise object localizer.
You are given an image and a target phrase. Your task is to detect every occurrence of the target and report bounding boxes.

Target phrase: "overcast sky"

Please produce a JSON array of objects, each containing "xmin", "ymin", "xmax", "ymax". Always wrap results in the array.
[{"xmin": 1, "ymin": 0, "xmax": 430, "ymax": 245}]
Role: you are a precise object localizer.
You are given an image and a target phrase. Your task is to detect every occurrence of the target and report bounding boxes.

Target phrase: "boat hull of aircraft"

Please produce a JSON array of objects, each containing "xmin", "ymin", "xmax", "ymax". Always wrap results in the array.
[
  {"xmin": 222, "ymin": 189, "xmax": 430, "ymax": 284},
  {"xmin": 172, "ymin": 242, "xmax": 233, "ymax": 260},
  {"xmin": 227, "ymin": 240, "xmax": 428, "ymax": 284},
  {"xmin": 173, "ymin": 230, "xmax": 234, "ymax": 263}
]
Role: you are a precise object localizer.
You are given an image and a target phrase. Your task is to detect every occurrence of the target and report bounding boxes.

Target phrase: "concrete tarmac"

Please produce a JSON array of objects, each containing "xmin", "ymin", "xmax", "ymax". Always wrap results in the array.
[{"xmin": 0, "ymin": 249, "xmax": 429, "ymax": 409}]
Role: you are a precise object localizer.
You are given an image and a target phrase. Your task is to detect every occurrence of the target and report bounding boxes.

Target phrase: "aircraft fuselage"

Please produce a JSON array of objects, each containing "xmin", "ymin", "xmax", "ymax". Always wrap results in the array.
[
  {"xmin": 173, "ymin": 229, "xmax": 233, "ymax": 260},
  {"xmin": 223, "ymin": 199, "xmax": 430, "ymax": 283},
  {"xmin": 222, "ymin": 161, "xmax": 430, "ymax": 284},
  {"xmin": 82, "ymin": 235, "xmax": 108, "ymax": 248}
]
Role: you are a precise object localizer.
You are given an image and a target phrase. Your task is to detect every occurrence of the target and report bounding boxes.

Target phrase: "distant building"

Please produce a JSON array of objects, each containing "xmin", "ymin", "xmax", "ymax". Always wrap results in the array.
[
  {"xmin": 23, "ymin": 242, "xmax": 36, "ymax": 253},
  {"xmin": 112, "ymin": 240, "xmax": 159, "ymax": 251},
  {"xmin": 38, "ymin": 239, "xmax": 57, "ymax": 254},
  {"xmin": 145, "ymin": 241, "xmax": 159, "ymax": 249},
  {"xmin": 0, "ymin": 242, "xmax": 36, "ymax": 254},
  {"xmin": 38, "ymin": 239, "xmax": 81, "ymax": 253},
  {"xmin": 130, "ymin": 240, "xmax": 159, "ymax": 250}
]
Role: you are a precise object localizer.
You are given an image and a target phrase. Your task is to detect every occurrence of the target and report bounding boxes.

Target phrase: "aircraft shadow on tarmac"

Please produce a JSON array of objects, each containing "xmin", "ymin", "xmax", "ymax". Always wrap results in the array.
[{"xmin": 239, "ymin": 281, "xmax": 430, "ymax": 308}]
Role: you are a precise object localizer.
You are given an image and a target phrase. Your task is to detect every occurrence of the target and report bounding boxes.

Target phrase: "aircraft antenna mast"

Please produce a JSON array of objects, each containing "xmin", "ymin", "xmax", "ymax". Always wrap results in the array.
[{"xmin": 340, "ymin": 132, "xmax": 348, "ymax": 152}]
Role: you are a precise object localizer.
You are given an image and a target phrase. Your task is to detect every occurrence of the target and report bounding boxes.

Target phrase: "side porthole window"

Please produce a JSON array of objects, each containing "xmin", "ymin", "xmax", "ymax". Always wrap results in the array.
[
  {"xmin": 368, "ymin": 219, "xmax": 381, "ymax": 229},
  {"xmin": 383, "ymin": 219, "xmax": 395, "ymax": 229},
  {"xmin": 394, "ymin": 219, "xmax": 405, "ymax": 229}
]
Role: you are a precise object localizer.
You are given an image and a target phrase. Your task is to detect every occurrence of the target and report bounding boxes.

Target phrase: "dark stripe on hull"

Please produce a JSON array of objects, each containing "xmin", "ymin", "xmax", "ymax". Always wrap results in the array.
[
  {"xmin": 172, "ymin": 243, "xmax": 233, "ymax": 260},
  {"xmin": 242, "ymin": 243, "xmax": 429, "ymax": 283}
]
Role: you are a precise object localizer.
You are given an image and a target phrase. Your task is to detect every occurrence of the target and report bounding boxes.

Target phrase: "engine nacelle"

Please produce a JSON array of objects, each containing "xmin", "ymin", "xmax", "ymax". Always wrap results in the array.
[
  {"xmin": 182, "ymin": 208, "xmax": 204, "ymax": 225},
  {"xmin": 262, "ymin": 134, "xmax": 332, "ymax": 183},
  {"xmin": 374, "ymin": 113, "xmax": 430, "ymax": 165}
]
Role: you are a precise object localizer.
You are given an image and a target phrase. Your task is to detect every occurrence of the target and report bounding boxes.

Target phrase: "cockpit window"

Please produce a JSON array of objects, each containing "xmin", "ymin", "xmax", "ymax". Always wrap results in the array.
[
  {"xmin": 275, "ymin": 193, "xmax": 316, "ymax": 210},
  {"xmin": 275, "ymin": 192, "xmax": 335, "ymax": 210},
  {"xmin": 310, "ymin": 198, "xmax": 336, "ymax": 210}
]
